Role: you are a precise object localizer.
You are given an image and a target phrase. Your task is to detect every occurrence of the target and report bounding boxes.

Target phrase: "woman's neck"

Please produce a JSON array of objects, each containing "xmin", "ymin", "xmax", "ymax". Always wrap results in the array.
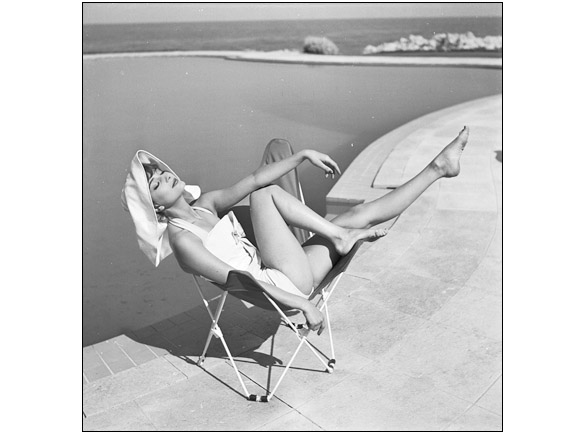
[{"xmin": 163, "ymin": 196, "xmax": 198, "ymax": 221}]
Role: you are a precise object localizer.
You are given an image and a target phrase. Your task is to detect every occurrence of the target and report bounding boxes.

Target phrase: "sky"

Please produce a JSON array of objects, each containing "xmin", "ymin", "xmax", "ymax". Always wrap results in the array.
[{"xmin": 83, "ymin": 2, "xmax": 502, "ymax": 24}]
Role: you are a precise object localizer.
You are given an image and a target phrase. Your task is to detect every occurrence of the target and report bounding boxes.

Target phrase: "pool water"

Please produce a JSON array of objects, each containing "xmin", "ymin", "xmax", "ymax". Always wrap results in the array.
[{"xmin": 83, "ymin": 56, "xmax": 501, "ymax": 345}]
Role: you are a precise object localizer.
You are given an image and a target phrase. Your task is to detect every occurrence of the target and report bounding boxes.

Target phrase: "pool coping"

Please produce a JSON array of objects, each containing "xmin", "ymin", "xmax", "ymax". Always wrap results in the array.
[{"xmin": 82, "ymin": 50, "xmax": 502, "ymax": 69}]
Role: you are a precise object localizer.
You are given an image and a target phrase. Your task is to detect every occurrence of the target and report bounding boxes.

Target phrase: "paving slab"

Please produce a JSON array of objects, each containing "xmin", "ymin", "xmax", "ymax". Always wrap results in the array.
[
  {"xmin": 444, "ymin": 404, "xmax": 502, "ymax": 431},
  {"xmin": 346, "ymin": 231, "xmax": 420, "ymax": 280},
  {"xmin": 92, "ymin": 339, "xmax": 136, "ymax": 374},
  {"xmin": 328, "ymin": 294, "xmax": 427, "ymax": 359},
  {"xmin": 379, "ymin": 321, "xmax": 502, "ymax": 404},
  {"xmin": 437, "ymin": 189, "xmax": 497, "ymax": 212},
  {"xmin": 391, "ymin": 243, "xmax": 483, "ymax": 287},
  {"xmin": 430, "ymin": 285, "xmax": 502, "ymax": 341},
  {"xmin": 354, "ymin": 266, "xmax": 461, "ymax": 320},
  {"xmin": 417, "ymin": 225, "xmax": 494, "ymax": 254},
  {"xmin": 83, "ymin": 400, "xmax": 157, "ymax": 431},
  {"xmin": 464, "ymin": 254, "xmax": 503, "ymax": 295},
  {"xmin": 320, "ymin": 273, "xmax": 371, "ymax": 302},
  {"xmin": 83, "ymin": 346, "xmax": 111, "ymax": 383},
  {"xmin": 113, "ymin": 334, "xmax": 158, "ymax": 366},
  {"xmin": 255, "ymin": 409, "xmax": 324, "ymax": 431},
  {"xmin": 426, "ymin": 208, "xmax": 496, "ymax": 231},
  {"xmin": 296, "ymin": 366, "xmax": 471, "ymax": 431},
  {"xmin": 83, "ymin": 357, "xmax": 187, "ymax": 417},
  {"xmin": 134, "ymin": 361, "xmax": 292, "ymax": 431},
  {"xmin": 476, "ymin": 375, "xmax": 503, "ymax": 415},
  {"xmin": 384, "ymin": 188, "xmax": 439, "ymax": 234}
]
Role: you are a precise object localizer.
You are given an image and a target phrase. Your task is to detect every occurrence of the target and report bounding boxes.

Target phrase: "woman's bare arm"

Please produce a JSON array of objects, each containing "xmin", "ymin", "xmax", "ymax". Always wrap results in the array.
[
  {"xmin": 170, "ymin": 232, "xmax": 325, "ymax": 333},
  {"xmin": 197, "ymin": 149, "xmax": 340, "ymax": 214}
]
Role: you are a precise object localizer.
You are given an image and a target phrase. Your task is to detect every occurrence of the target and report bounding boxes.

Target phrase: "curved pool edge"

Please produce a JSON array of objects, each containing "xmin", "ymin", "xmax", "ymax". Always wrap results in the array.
[
  {"xmin": 82, "ymin": 50, "xmax": 502, "ymax": 69},
  {"xmin": 325, "ymin": 94, "xmax": 502, "ymax": 218}
]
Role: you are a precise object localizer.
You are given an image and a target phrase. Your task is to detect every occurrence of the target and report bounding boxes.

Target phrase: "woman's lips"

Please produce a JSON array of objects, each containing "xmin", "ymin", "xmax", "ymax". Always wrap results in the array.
[{"xmin": 172, "ymin": 178, "xmax": 177, "ymax": 187}]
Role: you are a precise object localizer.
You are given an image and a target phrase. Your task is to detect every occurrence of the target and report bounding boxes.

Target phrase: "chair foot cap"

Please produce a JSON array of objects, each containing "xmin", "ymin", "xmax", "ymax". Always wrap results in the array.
[{"xmin": 248, "ymin": 394, "xmax": 269, "ymax": 402}]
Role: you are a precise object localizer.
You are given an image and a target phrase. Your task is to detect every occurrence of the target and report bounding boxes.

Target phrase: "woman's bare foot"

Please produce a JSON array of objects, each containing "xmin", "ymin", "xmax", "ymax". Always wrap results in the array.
[
  {"xmin": 332, "ymin": 227, "xmax": 388, "ymax": 256},
  {"xmin": 431, "ymin": 126, "xmax": 469, "ymax": 178}
]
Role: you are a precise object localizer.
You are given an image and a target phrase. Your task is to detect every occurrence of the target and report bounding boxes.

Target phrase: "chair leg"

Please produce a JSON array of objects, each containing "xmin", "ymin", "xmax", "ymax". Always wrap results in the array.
[
  {"xmin": 266, "ymin": 337, "xmax": 307, "ymax": 401},
  {"xmin": 197, "ymin": 291, "xmax": 228, "ymax": 366},
  {"xmin": 266, "ymin": 317, "xmax": 336, "ymax": 401},
  {"xmin": 195, "ymin": 291, "xmax": 254, "ymax": 399},
  {"xmin": 321, "ymin": 297, "xmax": 336, "ymax": 371},
  {"xmin": 267, "ymin": 295, "xmax": 336, "ymax": 373},
  {"xmin": 213, "ymin": 323, "xmax": 253, "ymax": 399}
]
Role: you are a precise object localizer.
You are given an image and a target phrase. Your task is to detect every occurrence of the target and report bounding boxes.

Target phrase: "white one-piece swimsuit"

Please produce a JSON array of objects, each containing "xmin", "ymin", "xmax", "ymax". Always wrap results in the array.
[{"xmin": 169, "ymin": 206, "xmax": 309, "ymax": 299}]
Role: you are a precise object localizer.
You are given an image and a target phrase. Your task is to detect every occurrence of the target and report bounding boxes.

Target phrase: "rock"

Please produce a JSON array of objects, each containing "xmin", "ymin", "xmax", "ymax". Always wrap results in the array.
[{"xmin": 363, "ymin": 32, "xmax": 502, "ymax": 54}]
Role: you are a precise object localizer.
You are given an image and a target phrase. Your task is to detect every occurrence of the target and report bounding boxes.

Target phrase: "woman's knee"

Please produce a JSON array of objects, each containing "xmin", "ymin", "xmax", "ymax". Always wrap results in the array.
[
  {"xmin": 251, "ymin": 184, "xmax": 276, "ymax": 202},
  {"xmin": 250, "ymin": 184, "xmax": 283, "ymax": 203},
  {"xmin": 287, "ymin": 261, "xmax": 315, "ymax": 295}
]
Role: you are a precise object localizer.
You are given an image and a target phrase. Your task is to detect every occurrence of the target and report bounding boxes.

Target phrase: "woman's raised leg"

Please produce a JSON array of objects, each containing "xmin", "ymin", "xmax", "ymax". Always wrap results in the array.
[
  {"xmin": 303, "ymin": 126, "xmax": 469, "ymax": 286},
  {"xmin": 334, "ymin": 126, "xmax": 469, "ymax": 228}
]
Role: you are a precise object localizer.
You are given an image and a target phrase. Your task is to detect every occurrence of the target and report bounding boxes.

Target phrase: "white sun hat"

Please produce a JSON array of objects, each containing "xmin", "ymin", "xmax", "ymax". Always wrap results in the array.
[{"xmin": 121, "ymin": 150, "xmax": 201, "ymax": 266}]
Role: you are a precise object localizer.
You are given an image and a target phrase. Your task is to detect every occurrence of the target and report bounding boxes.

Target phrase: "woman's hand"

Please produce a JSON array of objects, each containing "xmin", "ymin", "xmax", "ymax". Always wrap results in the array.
[
  {"xmin": 303, "ymin": 150, "xmax": 341, "ymax": 179},
  {"xmin": 302, "ymin": 302, "xmax": 325, "ymax": 335}
]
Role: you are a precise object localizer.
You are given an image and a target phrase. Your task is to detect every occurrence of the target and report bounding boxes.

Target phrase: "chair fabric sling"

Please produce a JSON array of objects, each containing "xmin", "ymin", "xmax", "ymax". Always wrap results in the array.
[{"xmin": 260, "ymin": 138, "xmax": 312, "ymax": 244}]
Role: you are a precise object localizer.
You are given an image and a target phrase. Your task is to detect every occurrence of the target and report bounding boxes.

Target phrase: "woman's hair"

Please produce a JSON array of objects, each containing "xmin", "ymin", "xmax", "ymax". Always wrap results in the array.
[
  {"xmin": 142, "ymin": 163, "xmax": 166, "ymax": 218},
  {"xmin": 142, "ymin": 163, "xmax": 159, "ymax": 183}
]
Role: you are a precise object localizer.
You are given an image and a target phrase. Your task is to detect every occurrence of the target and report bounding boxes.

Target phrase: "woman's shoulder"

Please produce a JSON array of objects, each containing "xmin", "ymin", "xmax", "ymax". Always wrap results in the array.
[
  {"xmin": 168, "ymin": 224, "xmax": 205, "ymax": 253},
  {"xmin": 189, "ymin": 195, "xmax": 218, "ymax": 215}
]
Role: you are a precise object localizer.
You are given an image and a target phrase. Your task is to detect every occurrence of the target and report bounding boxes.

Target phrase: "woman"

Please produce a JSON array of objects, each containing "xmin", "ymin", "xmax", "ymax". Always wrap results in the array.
[{"xmin": 122, "ymin": 127, "xmax": 469, "ymax": 334}]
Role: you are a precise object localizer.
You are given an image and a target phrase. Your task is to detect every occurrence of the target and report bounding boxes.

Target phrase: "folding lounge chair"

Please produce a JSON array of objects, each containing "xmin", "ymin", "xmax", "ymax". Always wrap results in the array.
[
  {"xmin": 185, "ymin": 139, "xmax": 355, "ymax": 402},
  {"xmin": 191, "ymin": 232, "xmax": 363, "ymax": 402}
]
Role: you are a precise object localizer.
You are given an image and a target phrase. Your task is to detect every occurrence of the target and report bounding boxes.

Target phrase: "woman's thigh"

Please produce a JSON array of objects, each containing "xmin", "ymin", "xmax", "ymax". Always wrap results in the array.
[
  {"xmin": 250, "ymin": 186, "xmax": 314, "ymax": 294},
  {"xmin": 301, "ymin": 206, "xmax": 370, "ymax": 287},
  {"xmin": 302, "ymin": 238, "xmax": 339, "ymax": 288}
]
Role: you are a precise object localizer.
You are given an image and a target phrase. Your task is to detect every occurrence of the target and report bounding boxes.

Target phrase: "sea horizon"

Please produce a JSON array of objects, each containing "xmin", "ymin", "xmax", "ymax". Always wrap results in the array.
[{"xmin": 83, "ymin": 16, "xmax": 502, "ymax": 55}]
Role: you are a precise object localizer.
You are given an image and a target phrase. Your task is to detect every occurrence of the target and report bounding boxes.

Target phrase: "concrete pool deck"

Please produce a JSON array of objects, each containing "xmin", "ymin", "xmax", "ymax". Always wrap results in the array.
[{"xmin": 83, "ymin": 95, "xmax": 502, "ymax": 430}]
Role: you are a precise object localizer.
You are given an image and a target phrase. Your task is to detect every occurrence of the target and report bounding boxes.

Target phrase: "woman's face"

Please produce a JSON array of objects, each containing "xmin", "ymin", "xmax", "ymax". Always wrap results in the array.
[{"xmin": 147, "ymin": 168, "xmax": 185, "ymax": 208}]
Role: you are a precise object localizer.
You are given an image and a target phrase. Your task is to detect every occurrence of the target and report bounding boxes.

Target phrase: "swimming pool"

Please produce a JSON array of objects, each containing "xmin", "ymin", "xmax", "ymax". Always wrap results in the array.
[{"xmin": 83, "ymin": 55, "xmax": 501, "ymax": 345}]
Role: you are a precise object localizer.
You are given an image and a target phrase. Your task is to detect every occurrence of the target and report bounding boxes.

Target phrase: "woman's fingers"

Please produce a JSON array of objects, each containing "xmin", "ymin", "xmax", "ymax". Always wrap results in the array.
[
  {"xmin": 322, "ymin": 158, "xmax": 341, "ymax": 179},
  {"xmin": 304, "ymin": 305, "xmax": 325, "ymax": 335},
  {"xmin": 308, "ymin": 151, "xmax": 341, "ymax": 178},
  {"xmin": 326, "ymin": 157, "xmax": 341, "ymax": 175},
  {"xmin": 307, "ymin": 319, "xmax": 325, "ymax": 335},
  {"xmin": 317, "ymin": 321, "xmax": 325, "ymax": 335}
]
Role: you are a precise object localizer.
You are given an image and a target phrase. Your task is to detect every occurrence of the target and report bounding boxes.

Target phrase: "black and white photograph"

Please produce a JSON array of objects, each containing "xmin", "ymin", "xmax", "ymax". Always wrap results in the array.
[{"xmin": 82, "ymin": 2, "xmax": 503, "ymax": 430}]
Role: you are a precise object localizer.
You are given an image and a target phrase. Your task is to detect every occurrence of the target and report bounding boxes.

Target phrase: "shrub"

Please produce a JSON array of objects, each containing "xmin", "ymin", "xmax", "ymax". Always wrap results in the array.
[{"xmin": 303, "ymin": 36, "xmax": 340, "ymax": 55}]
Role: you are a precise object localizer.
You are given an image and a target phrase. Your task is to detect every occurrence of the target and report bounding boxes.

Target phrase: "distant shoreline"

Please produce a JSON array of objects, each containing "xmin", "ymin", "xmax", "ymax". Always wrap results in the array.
[{"xmin": 82, "ymin": 50, "xmax": 502, "ymax": 69}]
